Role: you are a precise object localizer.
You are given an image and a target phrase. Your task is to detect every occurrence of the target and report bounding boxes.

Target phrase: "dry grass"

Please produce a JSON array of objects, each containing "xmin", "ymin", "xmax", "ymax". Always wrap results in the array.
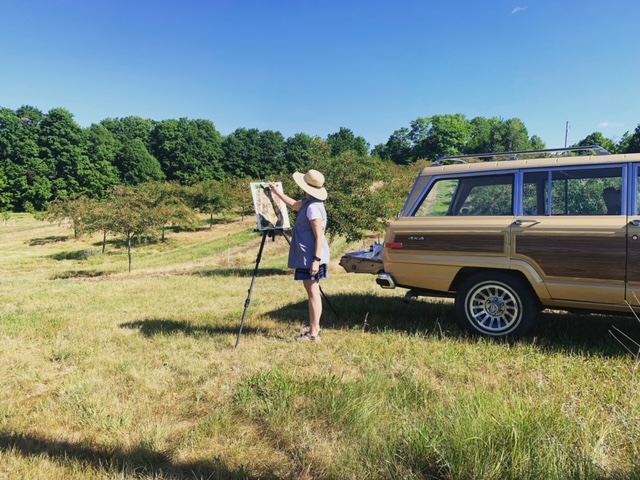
[{"xmin": 1, "ymin": 214, "xmax": 640, "ymax": 479}]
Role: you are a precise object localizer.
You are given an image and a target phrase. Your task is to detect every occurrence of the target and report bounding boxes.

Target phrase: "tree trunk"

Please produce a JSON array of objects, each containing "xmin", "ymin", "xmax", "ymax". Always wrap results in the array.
[{"xmin": 127, "ymin": 235, "xmax": 133, "ymax": 272}]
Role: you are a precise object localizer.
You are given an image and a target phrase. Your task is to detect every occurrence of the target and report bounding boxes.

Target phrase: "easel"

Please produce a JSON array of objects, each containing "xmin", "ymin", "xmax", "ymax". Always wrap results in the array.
[{"xmin": 234, "ymin": 228, "xmax": 340, "ymax": 349}]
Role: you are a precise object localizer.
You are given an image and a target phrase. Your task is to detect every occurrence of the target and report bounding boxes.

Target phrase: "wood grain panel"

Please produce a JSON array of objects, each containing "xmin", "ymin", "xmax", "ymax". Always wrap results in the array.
[{"xmin": 515, "ymin": 235, "xmax": 625, "ymax": 280}]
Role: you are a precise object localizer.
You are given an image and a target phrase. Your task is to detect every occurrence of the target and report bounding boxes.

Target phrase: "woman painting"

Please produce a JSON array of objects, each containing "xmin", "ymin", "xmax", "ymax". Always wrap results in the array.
[{"xmin": 269, "ymin": 169, "xmax": 330, "ymax": 342}]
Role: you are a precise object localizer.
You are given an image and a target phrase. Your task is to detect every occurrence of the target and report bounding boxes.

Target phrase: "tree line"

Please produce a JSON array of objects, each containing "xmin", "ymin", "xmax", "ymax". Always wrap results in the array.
[
  {"xmin": 0, "ymin": 105, "xmax": 373, "ymax": 213},
  {"xmin": 2, "ymin": 104, "xmax": 640, "ymax": 217}
]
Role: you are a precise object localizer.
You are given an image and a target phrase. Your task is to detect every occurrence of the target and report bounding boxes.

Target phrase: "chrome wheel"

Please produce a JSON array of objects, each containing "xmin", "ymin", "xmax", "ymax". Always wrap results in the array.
[
  {"xmin": 456, "ymin": 273, "xmax": 538, "ymax": 338},
  {"xmin": 466, "ymin": 282, "xmax": 521, "ymax": 334}
]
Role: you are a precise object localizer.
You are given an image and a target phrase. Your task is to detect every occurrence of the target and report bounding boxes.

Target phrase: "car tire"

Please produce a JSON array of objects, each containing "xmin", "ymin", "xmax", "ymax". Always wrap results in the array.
[{"xmin": 455, "ymin": 272, "xmax": 538, "ymax": 338}]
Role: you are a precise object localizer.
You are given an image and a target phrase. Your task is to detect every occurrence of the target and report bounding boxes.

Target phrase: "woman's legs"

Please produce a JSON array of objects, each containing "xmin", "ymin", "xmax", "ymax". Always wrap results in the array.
[{"xmin": 303, "ymin": 279, "xmax": 322, "ymax": 336}]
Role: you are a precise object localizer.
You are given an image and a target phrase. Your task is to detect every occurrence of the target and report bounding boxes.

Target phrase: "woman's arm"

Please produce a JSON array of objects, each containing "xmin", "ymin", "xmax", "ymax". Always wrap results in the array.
[
  {"xmin": 310, "ymin": 218, "xmax": 324, "ymax": 261},
  {"xmin": 269, "ymin": 183, "xmax": 302, "ymax": 211}
]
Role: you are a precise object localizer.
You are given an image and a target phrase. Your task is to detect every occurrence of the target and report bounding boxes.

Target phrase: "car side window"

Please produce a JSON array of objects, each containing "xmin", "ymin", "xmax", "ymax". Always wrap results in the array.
[
  {"xmin": 414, "ymin": 174, "xmax": 514, "ymax": 216},
  {"xmin": 414, "ymin": 179, "xmax": 458, "ymax": 216},
  {"xmin": 523, "ymin": 167, "xmax": 623, "ymax": 216}
]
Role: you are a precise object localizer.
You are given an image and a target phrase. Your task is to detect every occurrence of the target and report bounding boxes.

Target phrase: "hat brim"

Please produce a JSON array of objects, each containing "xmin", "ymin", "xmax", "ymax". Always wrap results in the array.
[{"xmin": 293, "ymin": 172, "xmax": 327, "ymax": 201}]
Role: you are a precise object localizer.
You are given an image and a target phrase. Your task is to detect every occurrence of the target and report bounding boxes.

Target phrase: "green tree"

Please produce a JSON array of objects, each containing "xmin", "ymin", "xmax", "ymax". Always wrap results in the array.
[
  {"xmin": 0, "ymin": 165, "xmax": 11, "ymax": 211},
  {"xmin": 283, "ymin": 133, "xmax": 328, "ymax": 173},
  {"xmin": 619, "ymin": 124, "xmax": 640, "ymax": 153},
  {"xmin": 257, "ymin": 130, "xmax": 286, "ymax": 177},
  {"xmin": 100, "ymin": 116, "xmax": 155, "ymax": 147},
  {"xmin": 500, "ymin": 118, "xmax": 532, "ymax": 152},
  {"xmin": 530, "ymin": 135, "xmax": 546, "ymax": 151},
  {"xmin": 408, "ymin": 114, "xmax": 471, "ymax": 160},
  {"xmin": 188, "ymin": 179, "xmax": 236, "ymax": 228},
  {"xmin": 116, "ymin": 138, "xmax": 165, "ymax": 185},
  {"xmin": 46, "ymin": 196, "xmax": 95, "ymax": 239},
  {"xmin": 309, "ymin": 153, "xmax": 413, "ymax": 242},
  {"xmin": 574, "ymin": 132, "xmax": 617, "ymax": 153},
  {"xmin": 38, "ymin": 108, "xmax": 89, "ymax": 199},
  {"xmin": 84, "ymin": 198, "xmax": 114, "ymax": 253},
  {"xmin": 149, "ymin": 118, "xmax": 225, "ymax": 184},
  {"xmin": 326, "ymin": 127, "xmax": 369, "ymax": 157},
  {"xmin": 424, "ymin": 114, "xmax": 471, "ymax": 158},
  {"xmin": 0, "ymin": 106, "xmax": 51, "ymax": 210},
  {"xmin": 372, "ymin": 127, "xmax": 413, "ymax": 165},
  {"xmin": 466, "ymin": 117, "xmax": 505, "ymax": 154},
  {"xmin": 223, "ymin": 128, "xmax": 262, "ymax": 178},
  {"xmin": 137, "ymin": 182, "xmax": 197, "ymax": 241},
  {"xmin": 222, "ymin": 128, "xmax": 287, "ymax": 179},
  {"xmin": 84, "ymin": 123, "xmax": 121, "ymax": 195},
  {"xmin": 106, "ymin": 185, "xmax": 158, "ymax": 272}
]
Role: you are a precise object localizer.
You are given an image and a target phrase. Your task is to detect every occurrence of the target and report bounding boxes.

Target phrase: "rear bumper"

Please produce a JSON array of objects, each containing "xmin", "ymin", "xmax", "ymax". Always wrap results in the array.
[{"xmin": 375, "ymin": 273, "xmax": 396, "ymax": 289}]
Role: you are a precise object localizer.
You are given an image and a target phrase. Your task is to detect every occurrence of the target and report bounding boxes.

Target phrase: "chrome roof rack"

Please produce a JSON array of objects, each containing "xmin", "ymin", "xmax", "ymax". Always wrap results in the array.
[{"xmin": 433, "ymin": 145, "xmax": 611, "ymax": 166}]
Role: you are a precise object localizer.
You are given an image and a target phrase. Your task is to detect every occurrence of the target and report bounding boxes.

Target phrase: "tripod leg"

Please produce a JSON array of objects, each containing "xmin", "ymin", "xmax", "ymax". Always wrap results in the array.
[
  {"xmin": 235, "ymin": 231, "xmax": 268, "ymax": 349},
  {"xmin": 319, "ymin": 286, "xmax": 341, "ymax": 322}
]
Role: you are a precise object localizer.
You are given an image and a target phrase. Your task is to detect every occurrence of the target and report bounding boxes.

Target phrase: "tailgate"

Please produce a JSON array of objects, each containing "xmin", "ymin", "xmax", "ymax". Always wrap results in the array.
[{"xmin": 339, "ymin": 244, "xmax": 384, "ymax": 275}]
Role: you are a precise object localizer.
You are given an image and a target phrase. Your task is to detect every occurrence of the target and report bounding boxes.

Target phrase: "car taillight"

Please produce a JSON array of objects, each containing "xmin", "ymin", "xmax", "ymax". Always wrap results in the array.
[{"xmin": 385, "ymin": 242, "xmax": 403, "ymax": 249}]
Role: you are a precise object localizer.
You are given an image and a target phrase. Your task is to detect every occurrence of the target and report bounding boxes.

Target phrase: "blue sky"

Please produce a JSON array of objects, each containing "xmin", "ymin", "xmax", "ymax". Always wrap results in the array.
[{"xmin": 2, "ymin": 0, "xmax": 639, "ymax": 150}]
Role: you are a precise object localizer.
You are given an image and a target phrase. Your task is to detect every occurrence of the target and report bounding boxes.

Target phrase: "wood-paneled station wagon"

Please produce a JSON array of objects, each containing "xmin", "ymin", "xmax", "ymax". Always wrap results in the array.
[{"xmin": 340, "ymin": 146, "xmax": 640, "ymax": 338}]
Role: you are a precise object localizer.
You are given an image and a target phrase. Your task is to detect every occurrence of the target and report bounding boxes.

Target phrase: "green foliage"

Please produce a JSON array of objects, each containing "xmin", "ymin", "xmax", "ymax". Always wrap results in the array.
[
  {"xmin": 283, "ymin": 133, "xmax": 329, "ymax": 172},
  {"xmin": 326, "ymin": 127, "xmax": 369, "ymax": 157},
  {"xmin": 149, "ymin": 118, "xmax": 225, "ymax": 184},
  {"xmin": 378, "ymin": 115, "xmax": 549, "ymax": 164},
  {"xmin": 188, "ymin": 179, "xmax": 237, "ymax": 228},
  {"xmin": 372, "ymin": 127, "xmax": 412, "ymax": 164},
  {"xmin": 117, "ymin": 139, "xmax": 165, "ymax": 185},
  {"xmin": 621, "ymin": 124, "xmax": 640, "ymax": 153},
  {"xmin": 223, "ymin": 128, "xmax": 287, "ymax": 178},
  {"xmin": 574, "ymin": 132, "xmax": 618, "ymax": 154},
  {"xmin": 100, "ymin": 116, "xmax": 155, "ymax": 146},
  {"xmin": 2, "ymin": 103, "xmax": 640, "ymax": 215},
  {"xmin": 46, "ymin": 197, "xmax": 96, "ymax": 239},
  {"xmin": 307, "ymin": 153, "xmax": 417, "ymax": 242},
  {"xmin": 106, "ymin": 185, "xmax": 158, "ymax": 271},
  {"xmin": 137, "ymin": 182, "xmax": 198, "ymax": 240}
]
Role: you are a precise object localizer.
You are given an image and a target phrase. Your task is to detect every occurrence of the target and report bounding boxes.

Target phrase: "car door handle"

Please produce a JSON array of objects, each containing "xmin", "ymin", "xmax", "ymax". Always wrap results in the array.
[{"xmin": 513, "ymin": 219, "xmax": 540, "ymax": 227}]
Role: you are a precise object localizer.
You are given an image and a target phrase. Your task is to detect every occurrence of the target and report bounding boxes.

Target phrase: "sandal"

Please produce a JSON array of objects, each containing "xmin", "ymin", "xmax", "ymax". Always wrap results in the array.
[
  {"xmin": 302, "ymin": 326, "xmax": 321, "ymax": 336},
  {"xmin": 296, "ymin": 332, "xmax": 321, "ymax": 343}
]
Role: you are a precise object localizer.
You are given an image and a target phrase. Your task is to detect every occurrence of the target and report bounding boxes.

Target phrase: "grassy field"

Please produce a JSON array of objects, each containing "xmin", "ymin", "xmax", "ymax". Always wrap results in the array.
[{"xmin": 1, "ymin": 214, "xmax": 640, "ymax": 479}]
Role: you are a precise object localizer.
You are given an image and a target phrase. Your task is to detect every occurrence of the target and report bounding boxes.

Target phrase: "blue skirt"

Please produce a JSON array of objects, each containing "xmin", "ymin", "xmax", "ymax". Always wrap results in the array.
[{"xmin": 294, "ymin": 264, "xmax": 328, "ymax": 281}]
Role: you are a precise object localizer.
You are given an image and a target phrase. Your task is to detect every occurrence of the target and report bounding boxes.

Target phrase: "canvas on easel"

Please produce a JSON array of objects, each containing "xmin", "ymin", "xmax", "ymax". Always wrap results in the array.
[{"xmin": 250, "ymin": 182, "xmax": 290, "ymax": 231}]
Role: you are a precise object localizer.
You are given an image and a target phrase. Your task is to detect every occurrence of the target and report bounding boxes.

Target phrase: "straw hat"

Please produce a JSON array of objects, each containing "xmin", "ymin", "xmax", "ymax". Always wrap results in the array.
[{"xmin": 293, "ymin": 169, "xmax": 327, "ymax": 201}]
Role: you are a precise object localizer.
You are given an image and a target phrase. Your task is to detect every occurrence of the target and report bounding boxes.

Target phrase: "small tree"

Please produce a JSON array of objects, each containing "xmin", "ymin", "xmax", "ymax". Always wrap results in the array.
[
  {"xmin": 137, "ymin": 182, "xmax": 197, "ymax": 241},
  {"xmin": 84, "ymin": 199, "xmax": 115, "ymax": 253},
  {"xmin": 106, "ymin": 186, "xmax": 157, "ymax": 272},
  {"xmin": 46, "ymin": 196, "xmax": 94, "ymax": 239},
  {"xmin": 188, "ymin": 179, "xmax": 230, "ymax": 228}
]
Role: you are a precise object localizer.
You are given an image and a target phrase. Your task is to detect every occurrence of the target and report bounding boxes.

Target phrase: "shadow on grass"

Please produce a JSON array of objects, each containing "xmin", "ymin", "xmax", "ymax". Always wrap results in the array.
[
  {"xmin": 122, "ymin": 294, "xmax": 640, "ymax": 357},
  {"xmin": 0, "ymin": 431, "xmax": 266, "ymax": 480},
  {"xmin": 266, "ymin": 292, "xmax": 640, "ymax": 357},
  {"xmin": 51, "ymin": 270, "xmax": 106, "ymax": 280},
  {"xmin": 28, "ymin": 235, "xmax": 70, "ymax": 246},
  {"xmin": 121, "ymin": 318, "xmax": 260, "ymax": 338},
  {"xmin": 194, "ymin": 267, "xmax": 288, "ymax": 278},
  {"xmin": 49, "ymin": 249, "xmax": 101, "ymax": 261}
]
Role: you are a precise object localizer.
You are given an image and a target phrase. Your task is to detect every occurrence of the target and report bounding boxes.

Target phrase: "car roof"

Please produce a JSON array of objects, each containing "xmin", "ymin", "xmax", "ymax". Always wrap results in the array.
[{"xmin": 420, "ymin": 152, "xmax": 640, "ymax": 177}]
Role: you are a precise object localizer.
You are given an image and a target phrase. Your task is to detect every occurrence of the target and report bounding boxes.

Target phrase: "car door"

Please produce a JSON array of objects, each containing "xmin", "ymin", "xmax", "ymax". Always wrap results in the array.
[
  {"xmin": 512, "ymin": 166, "xmax": 627, "ymax": 306},
  {"xmin": 625, "ymin": 164, "xmax": 640, "ymax": 306}
]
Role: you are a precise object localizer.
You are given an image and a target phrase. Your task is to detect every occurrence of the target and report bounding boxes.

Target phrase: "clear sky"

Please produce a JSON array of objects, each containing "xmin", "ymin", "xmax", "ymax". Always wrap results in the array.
[{"xmin": 2, "ymin": 0, "xmax": 639, "ymax": 150}]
